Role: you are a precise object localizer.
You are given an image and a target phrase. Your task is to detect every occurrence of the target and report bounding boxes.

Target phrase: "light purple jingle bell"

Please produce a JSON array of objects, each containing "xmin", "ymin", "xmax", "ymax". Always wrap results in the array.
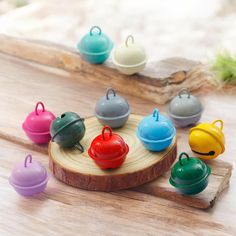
[{"xmin": 9, "ymin": 154, "xmax": 49, "ymax": 196}]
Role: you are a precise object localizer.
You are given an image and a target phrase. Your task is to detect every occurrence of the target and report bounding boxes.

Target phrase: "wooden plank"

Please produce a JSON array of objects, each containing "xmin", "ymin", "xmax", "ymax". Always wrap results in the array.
[
  {"xmin": 134, "ymin": 160, "xmax": 232, "ymax": 209},
  {"xmin": 0, "ymin": 34, "xmax": 213, "ymax": 104}
]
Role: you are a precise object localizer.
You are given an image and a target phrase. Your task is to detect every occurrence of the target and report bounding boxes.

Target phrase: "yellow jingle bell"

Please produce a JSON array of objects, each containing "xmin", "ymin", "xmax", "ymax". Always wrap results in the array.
[{"xmin": 188, "ymin": 120, "xmax": 225, "ymax": 160}]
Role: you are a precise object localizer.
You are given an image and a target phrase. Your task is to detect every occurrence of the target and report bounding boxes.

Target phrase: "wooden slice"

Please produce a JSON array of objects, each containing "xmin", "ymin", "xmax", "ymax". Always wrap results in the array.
[{"xmin": 49, "ymin": 114, "xmax": 177, "ymax": 191}]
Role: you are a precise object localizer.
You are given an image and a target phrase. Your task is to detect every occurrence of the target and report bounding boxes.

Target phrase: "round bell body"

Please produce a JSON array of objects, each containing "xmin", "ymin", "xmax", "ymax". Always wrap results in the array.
[
  {"xmin": 168, "ymin": 89, "xmax": 203, "ymax": 127},
  {"xmin": 169, "ymin": 152, "xmax": 211, "ymax": 195},
  {"xmin": 112, "ymin": 35, "xmax": 147, "ymax": 75},
  {"xmin": 189, "ymin": 119, "xmax": 225, "ymax": 160},
  {"xmin": 77, "ymin": 26, "xmax": 113, "ymax": 64},
  {"xmin": 50, "ymin": 112, "xmax": 86, "ymax": 150},
  {"xmin": 88, "ymin": 126, "xmax": 129, "ymax": 169},
  {"xmin": 95, "ymin": 88, "xmax": 131, "ymax": 128},
  {"xmin": 136, "ymin": 108, "xmax": 176, "ymax": 151},
  {"xmin": 9, "ymin": 155, "xmax": 49, "ymax": 196},
  {"xmin": 22, "ymin": 102, "xmax": 56, "ymax": 144}
]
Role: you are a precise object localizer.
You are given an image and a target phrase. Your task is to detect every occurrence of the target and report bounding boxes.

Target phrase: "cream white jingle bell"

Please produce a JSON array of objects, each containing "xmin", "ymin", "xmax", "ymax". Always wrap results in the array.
[{"xmin": 112, "ymin": 35, "xmax": 147, "ymax": 75}]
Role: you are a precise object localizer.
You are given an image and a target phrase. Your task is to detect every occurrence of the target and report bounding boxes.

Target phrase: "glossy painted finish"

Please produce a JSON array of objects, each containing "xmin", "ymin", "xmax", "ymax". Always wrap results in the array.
[
  {"xmin": 137, "ymin": 108, "xmax": 176, "ymax": 151},
  {"xmin": 77, "ymin": 26, "xmax": 113, "ymax": 64},
  {"xmin": 95, "ymin": 88, "xmax": 130, "ymax": 128},
  {"xmin": 9, "ymin": 154, "xmax": 49, "ymax": 196},
  {"xmin": 22, "ymin": 102, "xmax": 56, "ymax": 144},
  {"xmin": 112, "ymin": 35, "xmax": 147, "ymax": 75},
  {"xmin": 88, "ymin": 126, "xmax": 129, "ymax": 169},
  {"xmin": 189, "ymin": 119, "xmax": 225, "ymax": 160},
  {"xmin": 169, "ymin": 152, "xmax": 211, "ymax": 195},
  {"xmin": 168, "ymin": 88, "xmax": 203, "ymax": 127},
  {"xmin": 50, "ymin": 112, "xmax": 86, "ymax": 151}
]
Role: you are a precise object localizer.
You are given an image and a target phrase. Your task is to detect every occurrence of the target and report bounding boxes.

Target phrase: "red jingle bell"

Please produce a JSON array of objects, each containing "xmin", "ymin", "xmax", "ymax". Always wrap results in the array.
[{"xmin": 88, "ymin": 126, "xmax": 129, "ymax": 169}]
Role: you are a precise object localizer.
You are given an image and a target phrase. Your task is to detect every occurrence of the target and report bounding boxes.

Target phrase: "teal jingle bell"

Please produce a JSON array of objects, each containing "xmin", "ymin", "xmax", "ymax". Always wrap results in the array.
[
  {"xmin": 50, "ymin": 112, "xmax": 86, "ymax": 152},
  {"xmin": 77, "ymin": 26, "xmax": 113, "ymax": 64}
]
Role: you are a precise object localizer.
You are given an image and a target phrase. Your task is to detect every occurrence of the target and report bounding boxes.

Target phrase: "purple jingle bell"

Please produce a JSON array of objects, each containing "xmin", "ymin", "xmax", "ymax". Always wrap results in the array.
[{"xmin": 9, "ymin": 154, "xmax": 49, "ymax": 196}]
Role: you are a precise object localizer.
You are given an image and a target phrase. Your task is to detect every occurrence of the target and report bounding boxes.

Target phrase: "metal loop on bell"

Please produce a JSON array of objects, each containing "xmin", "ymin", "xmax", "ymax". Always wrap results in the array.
[
  {"xmin": 179, "ymin": 152, "xmax": 190, "ymax": 166},
  {"xmin": 75, "ymin": 143, "xmax": 84, "ymax": 153},
  {"xmin": 212, "ymin": 119, "xmax": 224, "ymax": 130},
  {"xmin": 90, "ymin": 26, "xmax": 102, "ymax": 36},
  {"xmin": 35, "ymin": 101, "xmax": 45, "ymax": 115},
  {"xmin": 102, "ymin": 126, "xmax": 112, "ymax": 140},
  {"xmin": 125, "ymin": 35, "xmax": 134, "ymax": 47},
  {"xmin": 178, "ymin": 88, "xmax": 190, "ymax": 99},
  {"xmin": 152, "ymin": 108, "xmax": 159, "ymax": 121},
  {"xmin": 24, "ymin": 154, "xmax": 33, "ymax": 168},
  {"xmin": 106, "ymin": 88, "xmax": 116, "ymax": 100}
]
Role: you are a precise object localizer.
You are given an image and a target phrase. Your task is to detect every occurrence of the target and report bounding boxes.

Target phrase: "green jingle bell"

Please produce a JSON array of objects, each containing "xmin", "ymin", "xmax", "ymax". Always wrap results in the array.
[
  {"xmin": 169, "ymin": 152, "xmax": 211, "ymax": 195},
  {"xmin": 50, "ymin": 112, "xmax": 86, "ymax": 152}
]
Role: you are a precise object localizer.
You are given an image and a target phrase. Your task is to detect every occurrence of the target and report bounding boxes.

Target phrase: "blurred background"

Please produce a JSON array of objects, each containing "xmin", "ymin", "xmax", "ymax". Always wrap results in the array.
[{"xmin": 0, "ymin": 0, "xmax": 236, "ymax": 62}]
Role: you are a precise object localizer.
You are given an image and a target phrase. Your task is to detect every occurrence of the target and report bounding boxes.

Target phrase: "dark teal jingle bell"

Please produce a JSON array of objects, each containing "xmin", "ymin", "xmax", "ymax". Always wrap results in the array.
[{"xmin": 50, "ymin": 112, "xmax": 86, "ymax": 152}]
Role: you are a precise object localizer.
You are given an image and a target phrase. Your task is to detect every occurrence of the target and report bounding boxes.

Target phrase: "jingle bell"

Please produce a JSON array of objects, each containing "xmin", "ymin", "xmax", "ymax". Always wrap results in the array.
[
  {"xmin": 22, "ymin": 102, "xmax": 56, "ymax": 144},
  {"xmin": 88, "ymin": 126, "xmax": 129, "ymax": 169},
  {"xmin": 112, "ymin": 35, "xmax": 147, "ymax": 75},
  {"xmin": 169, "ymin": 152, "xmax": 211, "ymax": 195},
  {"xmin": 137, "ymin": 108, "xmax": 176, "ymax": 151},
  {"xmin": 9, "ymin": 154, "xmax": 49, "ymax": 196},
  {"xmin": 168, "ymin": 88, "xmax": 203, "ymax": 127},
  {"xmin": 50, "ymin": 112, "xmax": 86, "ymax": 152},
  {"xmin": 189, "ymin": 119, "xmax": 225, "ymax": 160},
  {"xmin": 95, "ymin": 88, "xmax": 131, "ymax": 128},
  {"xmin": 77, "ymin": 26, "xmax": 113, "ymax": 64}
]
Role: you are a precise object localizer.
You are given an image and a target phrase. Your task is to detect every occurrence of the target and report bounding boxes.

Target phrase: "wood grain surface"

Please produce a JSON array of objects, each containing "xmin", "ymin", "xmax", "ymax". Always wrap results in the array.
[
  {"xmin": 0, "ymin": 52, "xmax": 235, "ymax": 235},
  {"xmin": 49, "ymin": 115, "xmax": 177, "ymax": 191},
  {"xmin": 0, "ymin": 139, "xmax": 233, "ymax": 236}
]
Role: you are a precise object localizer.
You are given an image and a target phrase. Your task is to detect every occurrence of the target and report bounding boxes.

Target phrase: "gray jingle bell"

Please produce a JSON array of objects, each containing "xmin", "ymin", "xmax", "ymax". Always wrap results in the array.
[
  {"xmin": 95, "ymin": 88, "xmax": 131, "ymax": 128},
  {"xmin": 168, "ymin": 88, "xmax": 203, "ymax": 127}
]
